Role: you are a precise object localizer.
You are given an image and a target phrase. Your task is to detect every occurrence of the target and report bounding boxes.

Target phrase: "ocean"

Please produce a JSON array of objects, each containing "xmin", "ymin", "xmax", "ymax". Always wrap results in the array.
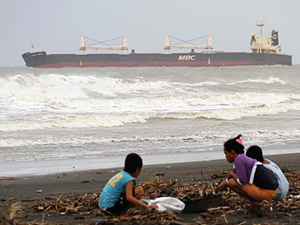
[{"xmin": 0, "ymin": 66, "xmax": 299, "ymax": 176}]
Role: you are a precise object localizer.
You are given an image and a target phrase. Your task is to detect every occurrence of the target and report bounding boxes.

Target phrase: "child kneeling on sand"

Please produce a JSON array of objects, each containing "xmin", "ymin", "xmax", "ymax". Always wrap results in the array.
[
  {"xmin": 99, "ymin": 153, "xmax": 157, "ymax": 216},
  {"xmin": 213, "ymin": 135, "xmax": 279, "ymax": 204}
]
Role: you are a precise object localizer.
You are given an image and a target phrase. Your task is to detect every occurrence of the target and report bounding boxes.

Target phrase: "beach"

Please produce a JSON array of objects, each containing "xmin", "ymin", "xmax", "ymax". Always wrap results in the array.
[
  {"xmin": 0, "ymin": 66, "xmax": 299, "ymax": 224},
  {"xmin": 1, "ymin": 153, "xmax": 300, "ymax": 225}
]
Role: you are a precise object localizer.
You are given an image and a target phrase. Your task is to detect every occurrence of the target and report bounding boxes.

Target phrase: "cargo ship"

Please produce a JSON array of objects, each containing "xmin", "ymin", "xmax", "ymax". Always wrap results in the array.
[{"xmin": 22, "ymin": 22, "xmax": 292, "ymax": 68}]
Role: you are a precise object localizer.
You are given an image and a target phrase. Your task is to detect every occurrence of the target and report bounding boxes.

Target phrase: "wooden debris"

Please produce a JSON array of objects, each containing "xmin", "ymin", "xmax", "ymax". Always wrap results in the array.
[{"xmin": 1, "ymin": 170, "xmax": 300, "ymax": 224}]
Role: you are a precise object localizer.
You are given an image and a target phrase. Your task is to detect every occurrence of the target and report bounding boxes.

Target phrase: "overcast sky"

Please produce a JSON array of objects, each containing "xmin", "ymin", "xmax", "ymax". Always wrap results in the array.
[{"xmin": 1, "ymin": 0, "xmax": 299, "ymax": 67}]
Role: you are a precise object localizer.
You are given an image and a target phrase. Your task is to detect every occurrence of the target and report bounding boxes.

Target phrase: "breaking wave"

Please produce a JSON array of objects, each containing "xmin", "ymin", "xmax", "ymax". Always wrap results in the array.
[
  {"xmin": 0, "ymin": 72, "xmax": 299, "ymax": 131},
  {"xmin": 0, "ymin": 100, "xmax": 298, "ymax": 131},
  {"xmin": 230, "ymin": 76, "xmax": 287, "ymax": 85},
  {"xmin": 0, "ymin": 74, "xmax": 296, "ymax": 100},
  {"xmin": 1, "ymin": 129, "xmax": 299, "ymax": 149}
]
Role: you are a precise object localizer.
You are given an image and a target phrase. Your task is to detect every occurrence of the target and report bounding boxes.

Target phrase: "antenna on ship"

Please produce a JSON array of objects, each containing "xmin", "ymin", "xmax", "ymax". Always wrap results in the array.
[
  {"xmin": 31, "ymin": 43, "xmax": 36, "ymax": 51},
  {"xmin": 256, "ymin": 18, "xmax": 265, "ymax": 36}
]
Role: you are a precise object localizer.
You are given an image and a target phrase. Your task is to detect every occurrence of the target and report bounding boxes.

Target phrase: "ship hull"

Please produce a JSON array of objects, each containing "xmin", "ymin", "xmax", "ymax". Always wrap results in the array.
[{"xmin": 22, "ymin": 52, "xmax": 292, "ymax": 68}]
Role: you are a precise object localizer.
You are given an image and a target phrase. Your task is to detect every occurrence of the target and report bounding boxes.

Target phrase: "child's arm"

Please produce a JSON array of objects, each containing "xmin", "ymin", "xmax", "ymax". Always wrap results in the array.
[
  {"xmin": 213, "ymin": 179, "xmax": 228, "ymax": 192},
  {"xmin": 126, "ymin": 181, "xmax": 157, "ymax": 209},
  {"xmin": 214, "ymin": 170, "xmax": 237, "ymax": 192},
  {"xmin": 229, "ymin": 170, "xmax": 238, "ymax": 180}
]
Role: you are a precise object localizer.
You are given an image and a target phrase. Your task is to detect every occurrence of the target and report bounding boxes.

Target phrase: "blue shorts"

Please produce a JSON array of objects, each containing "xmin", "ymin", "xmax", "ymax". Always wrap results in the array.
[{"xmin": 273, "ymin": 187, "xmax": 283, "ymax": 201}]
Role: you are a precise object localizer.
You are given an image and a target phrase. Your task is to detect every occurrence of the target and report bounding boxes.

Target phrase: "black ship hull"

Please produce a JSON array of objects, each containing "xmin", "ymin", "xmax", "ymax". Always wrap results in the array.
[{"xmin": 22, "ymin": 51, "xmax": 292, "ymax": 68}]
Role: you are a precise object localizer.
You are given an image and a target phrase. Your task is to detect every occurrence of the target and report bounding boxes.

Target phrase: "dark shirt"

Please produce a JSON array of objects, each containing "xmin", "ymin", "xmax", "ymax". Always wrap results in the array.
[{"xmin": 253, "ymin": 165, "xmax": 278, "ymax": 190}]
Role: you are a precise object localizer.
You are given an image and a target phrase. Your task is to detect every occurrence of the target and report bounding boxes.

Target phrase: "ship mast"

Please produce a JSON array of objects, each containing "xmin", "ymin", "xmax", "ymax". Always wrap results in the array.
[
  {"xmin": 256, "ymin": 18, "xmax": 264, "ymax": 36},
  {"xmin": 164, "ymin": 35, "xmax": 213, "ymax": 54},
  {"xmin": 80, "ymin": 36, "xmax": 128, "ymax": 55}
]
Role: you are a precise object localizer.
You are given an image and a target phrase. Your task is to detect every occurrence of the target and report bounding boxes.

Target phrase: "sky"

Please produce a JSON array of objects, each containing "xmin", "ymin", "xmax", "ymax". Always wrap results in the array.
[{"xmin": 0, "ymin": 0, "xmax": 299, "ymax": 67}]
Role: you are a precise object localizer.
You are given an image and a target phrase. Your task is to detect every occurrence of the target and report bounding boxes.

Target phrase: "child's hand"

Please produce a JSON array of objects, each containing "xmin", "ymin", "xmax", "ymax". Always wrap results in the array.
[
  {"xmin": 147, "ymin": 203, "xmax": 158, "ymax": 210},
  {"xmin": 212, "ymin": 186, "xmax": 219, "ymax": 192}
]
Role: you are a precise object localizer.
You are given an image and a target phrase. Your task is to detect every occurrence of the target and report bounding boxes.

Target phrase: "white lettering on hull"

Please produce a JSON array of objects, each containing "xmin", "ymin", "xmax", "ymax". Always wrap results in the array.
[{"xmin": 178, "ymin": 55, "xmax": 195, "ymax": 61}]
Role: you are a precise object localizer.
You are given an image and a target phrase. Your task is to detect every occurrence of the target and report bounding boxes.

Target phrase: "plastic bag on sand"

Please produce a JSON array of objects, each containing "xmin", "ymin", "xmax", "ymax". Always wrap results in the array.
[{"xmin": 141, "ymin": 197, "xmax": 185, "ymax": 213}]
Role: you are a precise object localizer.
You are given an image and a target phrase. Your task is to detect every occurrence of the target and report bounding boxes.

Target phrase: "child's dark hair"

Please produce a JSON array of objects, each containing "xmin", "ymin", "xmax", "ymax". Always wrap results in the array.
[
  {"xmin": 224, "ymin": 134, "xmax": 244, "ymax": 154},
  {"xmin": 124, "ymin": 153, "xmax": 143, "ymax": 173},
  {"xmin": 246, "ymin": 145, "xmax": 264, "ymax": 162}
]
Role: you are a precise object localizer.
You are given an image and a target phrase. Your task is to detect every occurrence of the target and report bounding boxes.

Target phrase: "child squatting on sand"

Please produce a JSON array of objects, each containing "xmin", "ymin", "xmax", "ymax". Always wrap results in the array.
[
  {"xmin": 99, "ymin": 153, "xmax": 157, "ymax": 216},
  {"xmin": 213, "ymin": 135, "xmax": 279, "ymax": 203},
  {"xmin": 246, "ymin": 145, "xmax": 289, "ymax": 201}
]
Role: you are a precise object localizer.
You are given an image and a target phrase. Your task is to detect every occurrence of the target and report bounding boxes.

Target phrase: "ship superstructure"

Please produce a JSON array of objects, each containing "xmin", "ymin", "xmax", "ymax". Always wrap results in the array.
[{"xmin": 250, "ymin": 19, "xmax": 281, "ymax": 54}]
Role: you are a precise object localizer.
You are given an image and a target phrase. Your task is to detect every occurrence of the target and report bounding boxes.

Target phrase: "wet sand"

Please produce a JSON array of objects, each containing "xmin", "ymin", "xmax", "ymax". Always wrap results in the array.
[{"xmin": 0, "ymin": 153, "xmax": 300, "ymax": 224}]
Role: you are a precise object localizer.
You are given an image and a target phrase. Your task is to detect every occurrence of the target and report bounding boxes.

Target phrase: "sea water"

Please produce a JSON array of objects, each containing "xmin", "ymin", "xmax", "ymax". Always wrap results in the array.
[{"xmin": 0, "ymin": 66, "xmax": 299, "ymax": 176}]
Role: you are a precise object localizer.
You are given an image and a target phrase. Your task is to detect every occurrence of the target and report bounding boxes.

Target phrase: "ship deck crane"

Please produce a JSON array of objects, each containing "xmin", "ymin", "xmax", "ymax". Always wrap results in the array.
[
  {"xmin": 164, "ymin": 35, "xmax": 213, "ymax": 54},
  {"xmin": 79, "ymin": 36, "xmax": 128, "ymax": 55}
]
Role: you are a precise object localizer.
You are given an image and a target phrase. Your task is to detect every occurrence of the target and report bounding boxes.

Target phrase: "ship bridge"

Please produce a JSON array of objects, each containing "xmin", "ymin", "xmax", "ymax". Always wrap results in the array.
[{"xmin": 250, "ymin": 19, "xmax": 281, "ymax": 54}]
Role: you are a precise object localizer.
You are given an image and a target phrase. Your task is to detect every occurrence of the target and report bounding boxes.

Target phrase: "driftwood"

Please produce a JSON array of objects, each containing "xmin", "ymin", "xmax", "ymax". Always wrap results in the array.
[{"xmin": 0, "ymin": 170, "xmax": 299, "ymax": 225}]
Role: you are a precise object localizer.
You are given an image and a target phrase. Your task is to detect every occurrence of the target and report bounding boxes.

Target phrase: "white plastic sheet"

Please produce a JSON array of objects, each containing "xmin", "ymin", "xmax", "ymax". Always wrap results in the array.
[{"xmin": 142, "ymin": 197, "xmax": 185, "ymax": 213}]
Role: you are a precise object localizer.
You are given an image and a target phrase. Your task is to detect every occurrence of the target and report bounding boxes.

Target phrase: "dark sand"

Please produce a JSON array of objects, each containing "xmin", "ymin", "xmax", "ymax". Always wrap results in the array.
[{"xmin": 1, "ymin": 153, "xmax": 300, "ymax": 224}]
